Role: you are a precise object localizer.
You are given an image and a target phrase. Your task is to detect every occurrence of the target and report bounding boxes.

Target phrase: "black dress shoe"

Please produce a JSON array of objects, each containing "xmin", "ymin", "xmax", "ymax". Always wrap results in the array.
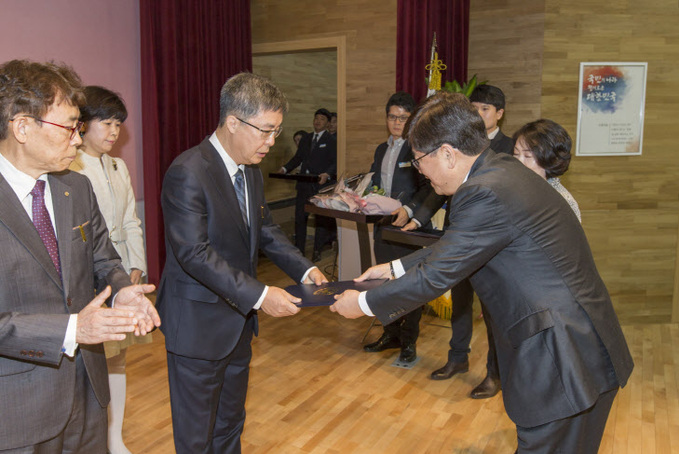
[
  {"xmin": 470, "ymin": 374, "xmax": 502, "ymax": 399},
  {"xmin": 398, "ymin": 344, "xmax": 417, "ymax": 363},
  {"xmin": 363, "ymin": 335, "xmax": 400, "ymax": 352},
  {"xmin": 430, "ymin": 360, "xmax": 470, "ymax": 380}
]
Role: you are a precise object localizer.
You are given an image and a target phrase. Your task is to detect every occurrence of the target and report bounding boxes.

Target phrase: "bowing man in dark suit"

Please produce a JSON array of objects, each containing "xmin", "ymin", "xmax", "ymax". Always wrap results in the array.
[
  {"xmin": 363, "ymin": 92, "xmax": 445, "ymax": 363},
  {"xmin": 0, "ymin": 59, "xmax": 159, "ymax": 452},
  {"xmin": 280, "ymin": 108, "xmax": 337, "ymax": 261},
  {"xmin": 332, "ymin": 92, "xmax": 633, "ymax": 453},
  {"xmin": 157, "ymin": 73, "xmax": 327, "ymax": 454}
]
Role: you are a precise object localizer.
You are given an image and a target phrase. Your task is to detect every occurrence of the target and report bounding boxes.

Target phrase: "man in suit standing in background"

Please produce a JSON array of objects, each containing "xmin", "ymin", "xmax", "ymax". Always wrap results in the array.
[
  {"xmin": 158, "ymin": 72, "xmax": 327, "ymax": 454},
  {"xmin": 279, "ymin": 108, "xmax": 337, "ymax": 261},
  {"xmin": 331, "ymin": 92, "xmax": 633, "ymax": 453},
  {"xmin": 363, "ymin": 91, "xmax": 445, "ymax": 363},
  {"xmin": 0, "ymin": 59, "xmax": 159, "ymax": 452}
]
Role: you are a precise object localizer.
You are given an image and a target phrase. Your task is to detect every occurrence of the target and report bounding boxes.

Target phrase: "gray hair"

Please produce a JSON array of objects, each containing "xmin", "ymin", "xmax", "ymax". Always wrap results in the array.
[{"xmin": 218, "ymin": 72, "xmax": 288, "ymax": 126}]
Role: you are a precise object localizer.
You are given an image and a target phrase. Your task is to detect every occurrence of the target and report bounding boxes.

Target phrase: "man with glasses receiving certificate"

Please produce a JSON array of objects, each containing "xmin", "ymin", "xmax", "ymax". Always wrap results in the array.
[{"xmin": 157, "ymin": 72, "xmax": 326, "ymax": 454}]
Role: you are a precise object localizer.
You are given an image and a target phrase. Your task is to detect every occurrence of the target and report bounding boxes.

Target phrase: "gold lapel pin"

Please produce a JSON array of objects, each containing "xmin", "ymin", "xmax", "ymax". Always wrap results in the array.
[{"xmin": 64, "ymin": 191, "xmax": 70, "ymax": 197}]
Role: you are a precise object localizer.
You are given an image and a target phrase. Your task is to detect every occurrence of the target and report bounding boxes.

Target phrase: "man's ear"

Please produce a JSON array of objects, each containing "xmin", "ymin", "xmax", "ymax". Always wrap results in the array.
[
  {"xmin": 438, "ymin": 144, "xmax": 457, "ymax": 169},
  {"xmin": 10, "ymin": 116, "xmax": 29, "ymax": 144},
  {"xmin": 224, "ymin": 115, "xmax": 239, "ymax": 133},
  {"xmin": 496, "ymin": 108, "xmax": 505, "ymax": 121}
]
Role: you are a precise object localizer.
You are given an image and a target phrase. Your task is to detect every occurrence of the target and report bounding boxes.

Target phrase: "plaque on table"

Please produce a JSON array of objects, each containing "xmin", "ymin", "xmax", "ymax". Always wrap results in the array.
[
  {"xmin": 286, "ymin": 279, "xmax": 389, "ymax": 307},
  {"xmin": 268, "ymin": 172, "xmax": 320, "ymax": 183}
]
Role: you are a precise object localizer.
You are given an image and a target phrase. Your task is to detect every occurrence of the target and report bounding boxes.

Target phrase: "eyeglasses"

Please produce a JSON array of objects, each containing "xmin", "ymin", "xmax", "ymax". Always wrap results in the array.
[
  {"xmin": 387, "ymin": 114, "xmax": 410, "ymax": 123},
  {"xmin": 236, "ymin": 117, "xmax": 283, "ymax": 139},
  {"xmin": 411, "ymin": 147, "xmax": 439, "ymax": 170},
  {"xmin": 10, "ymin": 115, "xmax": 84, "ymax": 140}
]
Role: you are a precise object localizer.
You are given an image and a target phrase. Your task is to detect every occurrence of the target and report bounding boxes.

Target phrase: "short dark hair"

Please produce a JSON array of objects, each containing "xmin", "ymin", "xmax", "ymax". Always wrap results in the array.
[
  {"xmin": 512, "ymin": 119, "xmax": 572, "ymax": 178},
  {"xmin": 0, "ymin": 59, "xmax": 84, "ymax": 141},
  {"xmin": 406, "ymin": 92, "xmax": 489, "ymax": 157},
  {"xmin": 219, "ymin": 72, "xmax": 288, "ymax": 126},
  {"xmin": 80, "ymin": 86, "xmax": 127, "ymax": 123},
  {"xmin": 293, "ymin": 130, "xmax": 307, "ymax": 139},
  {"xmin": 386, "ymin": 91, "xmax": 415, "ymax": 114},
  {"xmin": 314, "ymin": 108, "xmax": 331, "ymax": 121},
  {"xmin": 330, "ymin": 112, "xmax": 337, "ymax": 119},
  {"xmin": 469, "ymin": 84, "xmax": 505, "ymax": 111}
]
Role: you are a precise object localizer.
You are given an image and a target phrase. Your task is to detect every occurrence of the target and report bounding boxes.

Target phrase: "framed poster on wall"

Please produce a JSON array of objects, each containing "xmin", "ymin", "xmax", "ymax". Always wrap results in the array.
[{"xmin": 576, "ymin": 62, "xmax": 647, "ymax": 156}]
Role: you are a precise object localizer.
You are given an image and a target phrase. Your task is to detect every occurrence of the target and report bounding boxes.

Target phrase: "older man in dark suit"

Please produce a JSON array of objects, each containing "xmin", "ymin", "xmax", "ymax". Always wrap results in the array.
[
  {"xmin": 0, "ymin": 60, "xmax": 159, "ymax": 453},
  {"xmin": 332, "ymin": 92, "xmax": 633, "ymax": 453},
  {"xmin": 157, "ymin": 73, "xmax": 326, "ymax": 454}
]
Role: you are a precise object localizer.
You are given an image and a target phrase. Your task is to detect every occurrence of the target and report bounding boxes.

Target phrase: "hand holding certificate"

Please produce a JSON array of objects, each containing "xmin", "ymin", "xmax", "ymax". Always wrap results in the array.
[{"xmin": 330, "ymin": 263, "xmax": 393, "ymax": 319}]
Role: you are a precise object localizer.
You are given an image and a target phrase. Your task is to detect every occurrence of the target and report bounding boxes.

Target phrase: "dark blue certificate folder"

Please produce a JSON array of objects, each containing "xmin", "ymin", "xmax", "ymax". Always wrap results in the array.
[{"xmin": 285, "ymin": 279, "xmax": 388, "ymax": 307}]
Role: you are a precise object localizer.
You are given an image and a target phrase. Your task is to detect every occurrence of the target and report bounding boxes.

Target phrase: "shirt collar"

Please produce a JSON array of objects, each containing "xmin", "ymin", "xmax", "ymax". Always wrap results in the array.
[
  {"xmin": 209, "ymin": 132, "xmax": 242, "ymax": 178},
  {"xmin": 487, "ymin": 127, "xmax": 500, "ymax": 140},
  {"xmin": 387, "ymin": 135, "xmax": 405, "ymax": 147},
  {"xmin": 0, "ymin": 151, "xmax": 48, "ymax": 200}
]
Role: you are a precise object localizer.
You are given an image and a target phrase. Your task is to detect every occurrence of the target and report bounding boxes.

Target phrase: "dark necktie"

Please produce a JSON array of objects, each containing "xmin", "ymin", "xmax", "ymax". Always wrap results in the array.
[
  {"xmin": 312, "ymin": 133, "xmax": 319, "ymax": 150},
  {"xmin": 31, "ymin": 180, "xmax": 61, "ymax": 276},
  {"xmin": 234, "ymin": 169, "xmax": 249, "ymax": 229}
]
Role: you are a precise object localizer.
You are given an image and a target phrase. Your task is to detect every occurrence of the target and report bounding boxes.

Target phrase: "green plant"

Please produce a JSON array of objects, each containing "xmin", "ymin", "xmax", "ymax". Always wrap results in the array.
[{"xmin": 442, "ymin": 74, "xmax": 487, "ymax": 98}]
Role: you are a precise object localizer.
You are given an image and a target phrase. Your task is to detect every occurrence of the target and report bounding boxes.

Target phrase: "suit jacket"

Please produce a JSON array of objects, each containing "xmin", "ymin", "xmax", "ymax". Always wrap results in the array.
[
  {"xmin": 0, "ymin": 171, "xmax": 130, "ymax": 450},
  {"xmin": 490, "ymin": 129, "xmax": 514, "ymax": 155},
  {"xmin": 282, "ymin": 130, "xmax": 337, "ymax": 191},
  {"xmin": 157, "ymin": 138, "xmax": 314, "ymax": 361},
  {"xmin": 365, "ymin": 149, "xmax": 633, "ymax": 428}
]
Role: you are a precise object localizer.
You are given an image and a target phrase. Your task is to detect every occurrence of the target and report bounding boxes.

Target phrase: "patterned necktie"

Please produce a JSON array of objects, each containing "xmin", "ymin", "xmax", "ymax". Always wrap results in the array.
[
  {"xmin": 30, "ymin": 180, "xmax": 61, "ymax": 276},
  {"xmin": 234, "ymin": 169, "xmax": 249, "ymax": 229}
]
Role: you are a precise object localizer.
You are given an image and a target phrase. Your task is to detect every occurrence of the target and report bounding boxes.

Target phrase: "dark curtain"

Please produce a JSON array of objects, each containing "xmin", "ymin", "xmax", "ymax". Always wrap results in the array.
[
  {"xmin": 396, "ymin": 0, "xmax": 470, "ymax": 103},
  {"xmin": 140, "ymin": 0, "xmax": 252, "ymax": 284}
]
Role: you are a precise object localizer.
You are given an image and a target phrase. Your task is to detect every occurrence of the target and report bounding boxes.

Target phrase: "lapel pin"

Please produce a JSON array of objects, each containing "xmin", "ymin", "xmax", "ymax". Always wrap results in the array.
[{"xmin": 64, "ymin": 191, "xmax": 69, "ymax": 197}]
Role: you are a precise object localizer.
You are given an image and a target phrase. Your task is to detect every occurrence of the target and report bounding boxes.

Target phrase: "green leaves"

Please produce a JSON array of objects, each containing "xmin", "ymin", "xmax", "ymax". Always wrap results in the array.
[{"xmin": 442, "ymin": 74, "xmax": 487, "ymax": 98}]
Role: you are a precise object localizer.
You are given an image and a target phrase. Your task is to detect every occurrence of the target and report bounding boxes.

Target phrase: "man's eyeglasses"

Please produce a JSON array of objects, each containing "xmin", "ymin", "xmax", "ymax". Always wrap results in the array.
[
  {"xmin": 387, "ymin": 114, "xmax": 410, "ymax": 123},
  {"xmin": 10, "ymin": 115, "xmax": 84, "ymax": 140},
  {"xmin": 236, "ymin": 117, "xmax": 283, "ymax": 139},
  {"xmin": 411, "ymin": 148, "xmax": 439, "ymax": 170}
]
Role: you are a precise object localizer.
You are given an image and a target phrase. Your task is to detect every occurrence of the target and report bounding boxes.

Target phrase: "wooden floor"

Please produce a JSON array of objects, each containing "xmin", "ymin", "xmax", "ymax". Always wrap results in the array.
[{"xmin": 124, "ymin": 251, "xmax": 679, "ymax": 453}]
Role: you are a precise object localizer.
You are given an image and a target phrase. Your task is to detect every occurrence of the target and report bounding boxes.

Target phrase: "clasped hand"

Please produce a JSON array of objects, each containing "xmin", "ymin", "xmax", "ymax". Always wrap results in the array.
[{"xmin": 76, "ymin": 284, "xmax": 160, "ymax": 344}]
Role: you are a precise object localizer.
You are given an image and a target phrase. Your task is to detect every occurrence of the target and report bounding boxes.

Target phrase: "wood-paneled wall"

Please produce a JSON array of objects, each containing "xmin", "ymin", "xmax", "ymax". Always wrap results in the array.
[
  {"xmin": 253, "ymin": 51, "xmax": 337, "ymax": 202},
  {"xmin": 467, "ymin": 0, "xmax": 547, "ymax": 137},
  {"xmin": 251, "ymin": 0, "xmax": 397, "ymax": 177},
  {"xmin": 541, "ymin": 0, "xmax": 679, "ymax": 323}
]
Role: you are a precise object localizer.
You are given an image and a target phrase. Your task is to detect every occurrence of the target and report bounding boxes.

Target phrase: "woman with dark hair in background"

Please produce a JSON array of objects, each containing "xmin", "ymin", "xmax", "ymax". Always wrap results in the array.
[
  {"xmin": 513, "ymin": 119, "xmax": 581, "ymax": 221},
  {"xmin": 70, "ymin": 86, "xmax": 149, "ymax": 454}
]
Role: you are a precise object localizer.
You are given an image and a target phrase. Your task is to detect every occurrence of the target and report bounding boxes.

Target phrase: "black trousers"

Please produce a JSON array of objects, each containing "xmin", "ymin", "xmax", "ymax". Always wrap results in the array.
[
  {"xmin": 294, "ymin": 184, "xmax": 335, "ymax": 256},
  {"xmin": 515, "ymin": 388, "xmax": 618, "ymax": 453},
  {"xmin": 167, "ymin": 318, "xmax": 255, "ymax": 454},
  {"xmin": 448, "ymin": 278, "xmax": 499, "ymax": 377}
]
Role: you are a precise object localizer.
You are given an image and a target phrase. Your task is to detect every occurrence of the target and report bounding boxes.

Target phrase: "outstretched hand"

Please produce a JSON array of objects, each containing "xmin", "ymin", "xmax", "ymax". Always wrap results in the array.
[
  {"xmin": 76, "ymin": 286, "xmax": 138, "ymax": 344},
  {"xmin": 114, "ymin": 284, "xmax": 160, "ymax": 336},
  {"xmin": 329, "ymin": 290, "xmax": 364, "ymax": 319},
  {"xmin": 302, "ymin": 268, "xmax": 328, "ymax": 285},
  {"xmin": 354, "ymin": 263, "xmax": 392, "ymax": 283}
]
